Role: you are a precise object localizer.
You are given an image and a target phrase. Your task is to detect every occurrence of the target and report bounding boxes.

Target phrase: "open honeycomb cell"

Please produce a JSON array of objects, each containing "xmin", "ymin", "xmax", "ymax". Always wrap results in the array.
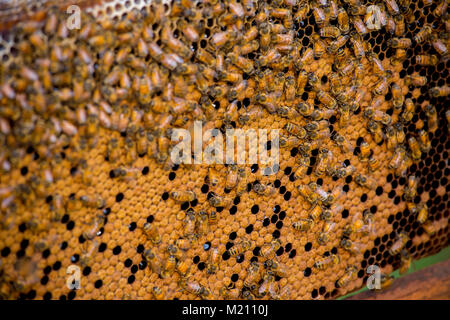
[{"xmin": 0, "ymin": 0, "xmax": 449, "ymax": 300}]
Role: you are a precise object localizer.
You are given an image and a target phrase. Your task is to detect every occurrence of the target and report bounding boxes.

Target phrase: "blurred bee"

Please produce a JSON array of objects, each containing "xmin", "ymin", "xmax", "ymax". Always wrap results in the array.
[
  {"xmin": 312, "ymin": 4, "xmax": 327, "ymax": 26},
  {"xmin": 80, "ymin": 194, "xmax": 105, "ymax": 209},
  {"xmin": 391, "ymin": 83, "xmax": 404, "ymax": 110},
  {"xmin": 298, "ymin": 183, "xmax": 319, "ymax": 204},
  {"xmin": 429, "ymin": 86, "xmax": 450, "ymax": 97},
  {"xmin": 253, "ymin": 183, "xmax": 275, "ymax": 196},
  {"xmin": 161, "ymin": 255, "xmax": 177, "ymax": 279},
  {"xmin": 317, "ymin": 90, "xmax": 337, "ymax": 109},
  {"xmin": 358, "ymin": 141, "xmax": 371, "ymax": 162},
  {"xmin": 320, "ymin": 26, "xmax": 341, "ymax": 38},
  {"xmin": 209, "ymin": 194, "xmax": 231, "ymax": 208},
  {"xmin": 416, "ymin": 54, "xmax": 438, "ymax": 66},
  {"xmin": 337, "ymin": 8, "xmax": 350, "ymax": 34},
  {"xmin": 408, "ymin": 137, "xmax": 422, "ymax": 160},
  {"xmin": 317, "ymin": 221, "xmax": 336, "ymax": 245},
  {"xmin": 225, "ymin": 165, "xmax": 239, "ymax": 191},
  {"xmin": 293, "ymin": 156, "xmax": 310, "ymax": 180},
  {"xmin": 143, "ymin": 249, "xmax": 163, "ymax": 276},
  {"xmin": 387, "ymin": 37, "xmax": 412, "ymax": 48},
  {"xmin": 424, "ymin": 104, "xmax": 438, "ymax": 133},
  {"xmin": 340, "ymin": 238, "xmax": 362, "ymax": 255},
  {"xmin": 228, "ymin": 238, "xmax": 253, "ymax": 256},
  {"xmin": 208, "ymin": 211, "xmax": 218, "ymax": 225},
  {"xmin": 243, "ymin": 261, "xmax": 262, "ymax": 292},
  {"xmin": 207, "ymin": 248, "xmax": 220, "ymax": 274},
  {"xmin": 355, "ymin": 174, "xmax": 377, "ymax": 190},
  {"xmin": 367, "ymin": 120, "xmax": 385, "ymax": 144},
  {"xmin": 219, "ymin": 286, "xmax": 240, "ymax": 300},
  {"xmin": 389, "ymin": 232, "xmax": 409, "ymax": 256},
  {"xmin": 197, "ymin": 211, "xmax": 209, "ymax": 237},
  {"xmin": 405, "ymin": 75, "xmax": 427, "ymax": 87},
  {"xmin": 176, "ymin": 260, "xmax": 191, "ymax": 277},
  {"xmin": 175, "ymin": 238, "xmax": 191, "ymax": 251},
  {"xmin": 292, "ymin": 218, "xmax": 314, "ymax": 232},
  {"xmin": 258, "ymin": 272, "xmax": 276, "ymax": 297},
  {"xmin": 260, "ymin": 239, "xmax": 281, "ymax": 259},
  {"xmin": 294, "ymin": 2, "xmax": 310, "ymax": 21},
  {"xmin": 433, "ymin": 0, "xmax": 448, "ymax": 17},
  {"xmin": 277, "ymin": 106, "xmax": 301, "ymax": 119},
  {"xmin": 333, "ymin": 132, "xmax": 354, "ymax": 153},
  {"xmin": 170, "ymin": 190, "xmax": 196, "ymax": 202},
  {"xmin": 236, "ymin": 168, "xmax": 248, "ymax": 196},
  {"xmin": 183, "ymin": 210, "xmax": 197, "ymax": 240},
  {"xmin": 313, "ymin": 254, "xmax": 340, "ymax": 270},
  {"xmin": 379, "ymin": 273, "xmax": 395, "ymax": 290},
  {"xmin": 399, "ymin": 250, "xmax": 412, "ymax": 275},
  {"xmin": 265, "ymin": 259, "xmax": 288, "ymax": 278},
  {"xmin": 296, "ymin": 71, "xmax": 309, "ymax": 96},
  {"xmin": 336, "ymin": 265, "xmax": 358, "ymax": 288},
  {"xmin": 364, "ymin": 108, "xmax": 392, "ymax": 126},
  {"xmin": 414, "ymin": 25, "xmax": 432, "ymax": 43},
  {"xmin": 394, "ymin": 14, "xmax": 405, "ymax": 37},
  {"xmin": 417, "ymin": 203, "xmax": 428, "ymax": 224},
  {"xmin": 422, "ymin": 221, "xmax": 436, "ymax": 236},
  {"xmin": 284, "ymin": 123, "xmax": 306, "ymax": 139},
  {"xmin": 352, "ymin": 16, "xmax": 368, "ymax": 35},
  {"xmin": 143, "ymin": 222, "xmax": 161, "ymax": 245},
  {"xmin": 152, "ymin": 286, "xmax": 164, "ymax": 300}
]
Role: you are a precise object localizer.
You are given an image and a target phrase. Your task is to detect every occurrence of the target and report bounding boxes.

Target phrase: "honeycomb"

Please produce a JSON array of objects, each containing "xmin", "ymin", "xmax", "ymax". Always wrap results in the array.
[{"xmin": 0, "ymin": 0, "xmax": 449, "ymax": 300}]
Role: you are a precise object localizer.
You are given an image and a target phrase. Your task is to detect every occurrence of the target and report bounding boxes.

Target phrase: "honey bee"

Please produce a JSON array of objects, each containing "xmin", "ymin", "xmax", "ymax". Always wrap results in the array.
[
  {"xmin": 429, "ymin": 86, "xmax": 450, "ymax": 97},
  {"xmin": 293, "ymin": 156, "xmax": 310, "ymax": 180},
  {"xmin": 143, "ymin": 222, "xmax": 161, "ymax": 245},
  {"xmin": 379, "ymin": 273, "xmax": 395, "ymax": 290},
  {"xmin": 352, "ymin": 16, "xmax": 368, "ymax": 35},
  {"xmin": 170, "ymin": 190, "xmax": 197, "ymax": 202},
  {"xmin": 416, "ymin": 54, "xmax": 438, "ymax": 66},
  {"xmin": 228, "ymin": 238, "xmax": 253, "ymax": 256},
  {"xmin": 80, "ymin": 194, "xmax": 105, "ymax": 209},
  {"xmin": 333, "ymin": 132, "xmax": 354, "ymax": 153},
  {"xmin": 298, "ymin": 183, "xmax": 319, "ymax": 204},
  {"xmin": 317, "ymin": 90, "xmax": 337, "ymax": 109},
  {"xmin": 336, "ymin": 265, "xmax": 358, "ymax": 288},
  {"xmin": 405, "ymin": 75, "xmax": 427, "ymax": 87},
  {"xmin": 197, "ymin": 211, "xmax": 209, "ymax": 237},
  {"xmin": 367, "ymin": 120, "xmax": 385, "ymax": 144},
  {"xmin": 355, "ymin": 174, "xmax": 377, "ymax": 190},
  {"xmin": 253, "ymin": 183, "xmax": 275, "ymax": 197},
  {"xmin": 417, "ymin": 203, "xmax": 428, "ymax": 224},
  {"xmin": 363, "ymin": 108, "xmax": 392, "ymax": 126},
  {"xmin": 414, "ymin": 25, "xmax": 432, "ymax": 44},
  {"xmin": 418, "ymin": 130, "xmax": 431, "ymax": 152},
  {"xmin": 318, "ymin": 221, "xmax": 336, "ymax": 245},
  {"xmin": 243, "ymin": 261, "xmax": 262, "ymax": 291},
  {"xmin": 408, "ymin": 137, "xmax": 422, "ymax": 160},
  {"xmin": 391, "ymin": 83, "xmax": 405, "ymax": 110},
  {"xmin": 209, "ymin": 194, "xmax": 231, "ymax": 208},
  {"xmin": 260, "ymin": 239, "xmax": 281, "ymax": 259},
  {"xmin": 175, "ymin": 238, "xmax": 191, "ymax": 251},
  {"xmin": 312, "ymin": 4, "xmax": 327, "ymax": 27},
  {"xmin": 207, "ymin": 248, "xmax": 220, "ymax": 274},
  {"xmin": 277, "ymin": 106, "xmax": 301, "ymax": 119},
  {"xmin": 296, "ymin": 71, "xmax": 309, "ymax": 96},
  {"xmin": 337, "ymin": 8, "xmax": 350, "ymax": 34},
  {"xmin": 219, "ymin": 286, "xmax": 240, "ymax": 300},
  {"xmin": 398, "ymin": 250, "xmax": 412, "ymax": 275},
  {"xmin": 433, "ymin": 1, "xmax": 448, "ymax": 17},
  {"xmin": 284, "ymin": 122, "xmax": 307, "ymax": 139},
  {"xmin": 143, "ymin": 249, "xmax": 163, "ymax": 275},
  {"xmin": 294, "ymin": 2, "xmax": 310, "ymax": 21},
  {"xmin": 340, "ymin": 238, "xmax": 362, "ymax": 255},
  {"xmin": 320, "ymin": 26, "xmax": 341, "ymax": 38},
  {"xmin": 424, "ymin": 104, "xmax": 438, "ymax": 133},
  {"xmin": 152, "ymin": 286, "xmax": 165, "ymax": 300},
  {"xmin": 292, "ymin": 218, "xmax": 314, "ymax": 232},
  {"xmin": 258, "ymin": 272, "xmax": 277, "ymax": 297},
  {"xmin": 313, "ymin": 254, "xmax": 340, "ymax": 270},
  {"xmin": 389, "ymin": 232, "xmax": 409, "ymax": 256},
  {"xmin": 183, "ymin": 210, "xmax": 197, "ymax": 240},
  {"xmin": 176, "ymin": 260, "xmax": 191, "ymax": 278}
]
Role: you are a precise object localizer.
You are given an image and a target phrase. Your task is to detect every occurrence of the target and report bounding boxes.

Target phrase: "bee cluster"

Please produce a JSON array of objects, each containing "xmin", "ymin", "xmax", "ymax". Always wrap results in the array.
[{"xmin": 0, "ymin": 0, "xmax": 449, "ymax": 300}]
